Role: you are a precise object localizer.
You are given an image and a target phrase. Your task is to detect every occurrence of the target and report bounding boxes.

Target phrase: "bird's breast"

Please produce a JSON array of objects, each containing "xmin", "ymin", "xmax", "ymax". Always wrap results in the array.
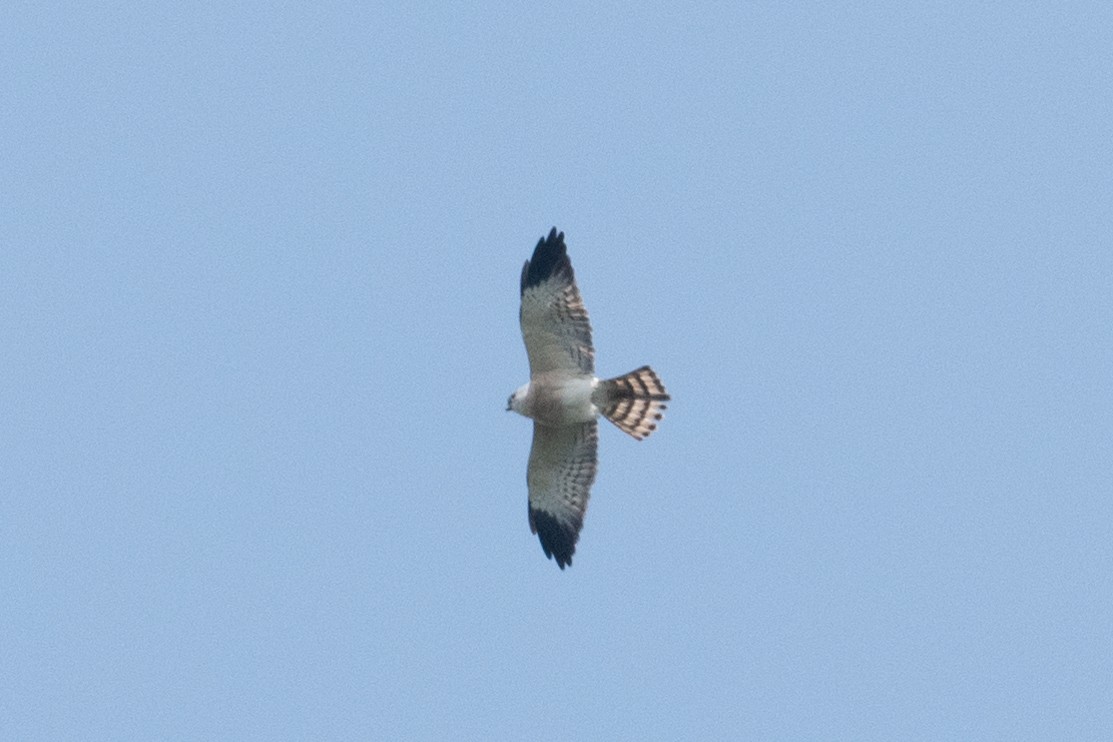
[{"xmin": 525, "ymin": 373, "xmax": 598, "ymax": 426}]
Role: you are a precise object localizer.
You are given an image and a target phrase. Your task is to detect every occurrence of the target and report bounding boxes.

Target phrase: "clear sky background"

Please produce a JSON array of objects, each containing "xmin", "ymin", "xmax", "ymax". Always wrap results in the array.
[{"xmin": 3, "ymin": 3, "xmax": 1111, "ymax": 740}]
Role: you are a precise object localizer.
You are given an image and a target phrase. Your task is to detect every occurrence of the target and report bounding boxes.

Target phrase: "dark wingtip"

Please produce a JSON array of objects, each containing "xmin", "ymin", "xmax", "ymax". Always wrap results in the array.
[
  {"xmin": 529, "ymin": 507, "xmax": 579, "ymax": 569},
  {"xmin": 520, "ymin": 227, "xmax": 571, "ymax": 296}
]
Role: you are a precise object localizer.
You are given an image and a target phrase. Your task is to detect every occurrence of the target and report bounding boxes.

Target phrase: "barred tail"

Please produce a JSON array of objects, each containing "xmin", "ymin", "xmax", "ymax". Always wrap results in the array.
[{"xmin": 593, "ymin": 366, "xmax": 670, "ymax": 440}]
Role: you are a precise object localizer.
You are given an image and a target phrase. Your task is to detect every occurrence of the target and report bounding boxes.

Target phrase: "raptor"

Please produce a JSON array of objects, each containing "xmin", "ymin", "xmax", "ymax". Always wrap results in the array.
[{"xmin": 508, "ymin": 228, "xmax": 670, "ymax": 568}]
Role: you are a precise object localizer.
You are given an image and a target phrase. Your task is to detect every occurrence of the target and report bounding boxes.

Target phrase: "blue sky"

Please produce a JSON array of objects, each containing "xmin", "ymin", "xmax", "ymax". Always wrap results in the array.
[{"xmin": 3, "ymin": 3, "xmax": 1111, "ymax": 740}]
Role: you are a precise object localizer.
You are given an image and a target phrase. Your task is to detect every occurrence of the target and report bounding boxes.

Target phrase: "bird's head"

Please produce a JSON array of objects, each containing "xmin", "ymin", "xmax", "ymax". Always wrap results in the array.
[{"xmin": 506, "ymin": 383, "xmax": 530, "ymax": 415}]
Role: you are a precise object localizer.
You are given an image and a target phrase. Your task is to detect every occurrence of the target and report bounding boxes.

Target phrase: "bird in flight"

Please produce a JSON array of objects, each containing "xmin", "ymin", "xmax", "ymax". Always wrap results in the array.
[{"xmin": 508, "ymin": 228, "xmax": 670, "ymax": 569}]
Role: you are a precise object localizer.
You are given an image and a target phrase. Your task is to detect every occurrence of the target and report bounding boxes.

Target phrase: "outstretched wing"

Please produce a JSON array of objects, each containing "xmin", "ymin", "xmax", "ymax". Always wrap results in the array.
[
  {"xmin": 519, "ymin": 228, "xmax": 595, "ymax": 376},
  {"xmin": 527, "ymin": 420, "xmax": 598, "ymax": 569}
]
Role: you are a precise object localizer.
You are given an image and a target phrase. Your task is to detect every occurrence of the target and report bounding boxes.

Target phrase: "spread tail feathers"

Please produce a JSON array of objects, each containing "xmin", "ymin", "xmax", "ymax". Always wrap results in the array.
[{"xmin": 593, "ymin": 366, "xmax": 670, "ymax": 440}]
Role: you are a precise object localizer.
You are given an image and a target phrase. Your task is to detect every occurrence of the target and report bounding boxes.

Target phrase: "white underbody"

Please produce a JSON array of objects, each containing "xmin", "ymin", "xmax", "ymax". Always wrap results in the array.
[{"xmin": 510, "ymin": 372, "xmax": 599, "ymax": 427}]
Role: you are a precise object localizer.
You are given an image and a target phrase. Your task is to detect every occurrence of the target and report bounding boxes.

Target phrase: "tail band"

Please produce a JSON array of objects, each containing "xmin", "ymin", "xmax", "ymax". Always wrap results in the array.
[{"xmin": 594, "ymin": 365, "xmax": 670, "ymax": 440}]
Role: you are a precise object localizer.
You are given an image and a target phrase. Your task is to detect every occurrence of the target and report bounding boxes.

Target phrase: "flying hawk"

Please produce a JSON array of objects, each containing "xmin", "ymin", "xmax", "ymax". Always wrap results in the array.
[{"xmin": 507, "ymin": 228, "xmax": 670, "ymax": 568}]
